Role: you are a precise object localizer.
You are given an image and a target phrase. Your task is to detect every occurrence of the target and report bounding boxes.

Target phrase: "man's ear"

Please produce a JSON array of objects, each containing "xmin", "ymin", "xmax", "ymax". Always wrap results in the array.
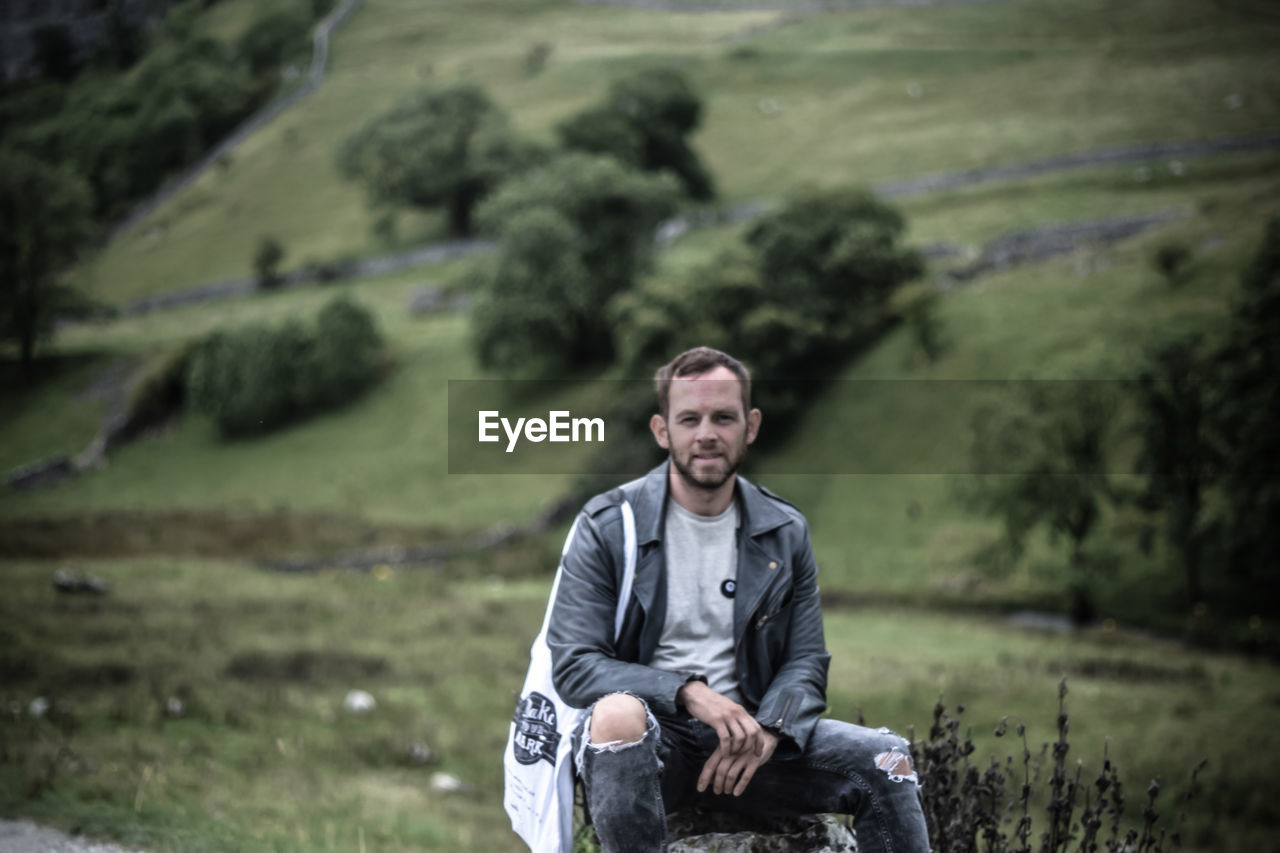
[
  {"xmin": 650, "ymin": 413, "xmax": 670, "ymax": 450},
  {"xmin": 746, "ymin": 408, "xmax": 762, "ymax": 445}
]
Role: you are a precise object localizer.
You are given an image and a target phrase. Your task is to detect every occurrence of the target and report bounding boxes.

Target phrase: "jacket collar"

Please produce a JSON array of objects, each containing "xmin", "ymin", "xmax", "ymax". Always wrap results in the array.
[{"xmin": 630, "ymin": 460, "xmax": 793, "ymax": 544}]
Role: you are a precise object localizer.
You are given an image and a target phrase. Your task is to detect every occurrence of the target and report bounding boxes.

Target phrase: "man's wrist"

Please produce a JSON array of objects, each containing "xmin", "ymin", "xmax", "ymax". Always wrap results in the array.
[{"xmin": 676, "ymin": 677, "xmax": 709, "ymax": 708}]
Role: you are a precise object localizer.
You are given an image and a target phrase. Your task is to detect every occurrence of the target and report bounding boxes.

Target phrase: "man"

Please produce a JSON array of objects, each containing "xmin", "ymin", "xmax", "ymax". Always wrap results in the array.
[{"xmin": 547, "ymin": 347, "xmax": 930, "ymax": 853}]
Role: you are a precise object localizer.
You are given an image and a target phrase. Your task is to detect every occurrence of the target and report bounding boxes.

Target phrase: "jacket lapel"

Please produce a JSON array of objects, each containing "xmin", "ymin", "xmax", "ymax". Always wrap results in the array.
[
  {"xmin": 625, "ymin": 464, "xmax": 797, "ymax": 657},
  {"xmin": 733, "ymin": 478, "xmax": 791, "ymax": 641}
]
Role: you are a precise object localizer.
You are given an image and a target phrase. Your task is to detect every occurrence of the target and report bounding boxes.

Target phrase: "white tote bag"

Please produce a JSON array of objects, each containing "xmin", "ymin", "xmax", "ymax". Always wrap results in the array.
[{"xmin": 504, "ymin": 502, "xmax": 637, "ymax": 853}]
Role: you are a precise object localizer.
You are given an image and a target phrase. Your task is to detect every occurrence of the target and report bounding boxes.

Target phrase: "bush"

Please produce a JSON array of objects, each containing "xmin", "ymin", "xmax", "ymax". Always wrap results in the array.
[
  {"xmin": 917, "ymin": 680, "xmax": 1202, "ymax": 853},
  {"xmin": 237, "ymin": 5, "xmax": 312, "ymax": 79},
  {"xmin": 309, "ymin": 295, "xmax": 384, "ymax": 405},
  {"xmin": 254, "ymin": 235, "xmax": 286, "ymax": 289},
  {"xmin": 187, "ymin": 296, "xmax": 384, "ymax": 437},
  {"xmin": 1151, "ymin": 241, "xmax": 1192, "ymax": 287}
]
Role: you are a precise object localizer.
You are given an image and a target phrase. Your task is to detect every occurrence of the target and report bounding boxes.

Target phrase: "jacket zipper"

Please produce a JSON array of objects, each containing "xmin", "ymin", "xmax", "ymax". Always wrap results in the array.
[{"xmin": 774, "ymin": 696, "xmax": 793, "ymax": 729}]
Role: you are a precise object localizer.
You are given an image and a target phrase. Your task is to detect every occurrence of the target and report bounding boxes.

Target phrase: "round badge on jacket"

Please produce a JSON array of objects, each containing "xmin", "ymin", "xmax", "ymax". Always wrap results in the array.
[{"xmin": 720, "ymin": 579, "xmax": 736, "ymax": 599}]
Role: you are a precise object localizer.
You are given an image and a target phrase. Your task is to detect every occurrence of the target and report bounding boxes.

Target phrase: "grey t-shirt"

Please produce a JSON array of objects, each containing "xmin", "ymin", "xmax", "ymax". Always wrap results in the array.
[{"xmin": 649, "ymin": 498, "xmax": 742, "ymax": 704}]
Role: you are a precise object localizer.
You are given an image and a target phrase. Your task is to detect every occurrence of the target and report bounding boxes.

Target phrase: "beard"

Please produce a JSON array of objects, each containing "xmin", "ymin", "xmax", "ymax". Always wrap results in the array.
[{"xmin": 670, "ymin": 439, "xmax": 747, "ymax": 493}]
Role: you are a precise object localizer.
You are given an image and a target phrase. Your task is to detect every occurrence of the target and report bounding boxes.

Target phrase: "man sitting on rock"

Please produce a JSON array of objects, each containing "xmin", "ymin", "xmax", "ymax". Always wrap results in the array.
[{"xmin": 547, "ymin": 347, "xmax": 930, "ymax": 852}]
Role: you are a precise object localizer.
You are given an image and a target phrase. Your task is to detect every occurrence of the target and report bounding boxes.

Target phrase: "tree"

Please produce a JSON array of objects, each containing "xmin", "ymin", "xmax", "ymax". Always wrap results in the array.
[
  {"xmin": 253, "ymin": 235, "xmax": 286, "ymax": 289},
  {"xmin": 558, "ymin": 67, "xmax": 715, "ymax": 200},
  {"xmin": 1213, "ymin": 218, "xmax": 1280, "ymax": 607},
  {"xmin": 32, "ymin": 24, "xmax": 80, "ymax": 82},
  {"xmin": 745, "ymin": 189, "xmax": 924, "ymax": 350},
  {"xmin": 337, "ymin": 83, "xmax": 542, "ymax": 237},
  {"xmin": 1151, "ymin": 240, "xmax": 1192, "ymax": 288},
  {"xmin": 0, "ymin": 148, "xmax": 95, "ymax": 373},
  {"xmin": 237, "ymin": 5, "xmax": 311, "ymax": 79},
  {"xmin": 22, "ymin": 32, "xmax": 257, "ymax": 220},
  {"xmin": 1133, "ymin": 337, "xmax": 1222, "ymax": 606},
  {"xmin": 607, "ymin": 188, "xmax": 922, "ymax": 443},
  {"xmin": 963, "ymin": 382, "xmax": 1121, "ymax": 623},
  {"xmin": 470, "ymin": 208, "xmax": 591, "ymax": 375},
  {"xmin": 472, "ymin": 153, "xmax": 678, "ymax": 369}
]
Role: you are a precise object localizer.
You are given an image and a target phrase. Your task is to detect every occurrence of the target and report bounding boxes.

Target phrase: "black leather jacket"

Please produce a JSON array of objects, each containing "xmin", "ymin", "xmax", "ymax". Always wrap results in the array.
[{"xmin": 547, "ymin": 461, "xmax": 831, "ymax": 752}]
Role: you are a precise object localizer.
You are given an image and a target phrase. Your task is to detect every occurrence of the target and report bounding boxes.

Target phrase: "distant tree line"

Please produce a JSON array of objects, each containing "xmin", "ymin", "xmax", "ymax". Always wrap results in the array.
[
  {"xmin": 1, "ymin": 0, "xmax": 334, "ymax": 372},
  {"xmin": 964, "ymin": 221, "xmax": 1280, "ymax": 650}
]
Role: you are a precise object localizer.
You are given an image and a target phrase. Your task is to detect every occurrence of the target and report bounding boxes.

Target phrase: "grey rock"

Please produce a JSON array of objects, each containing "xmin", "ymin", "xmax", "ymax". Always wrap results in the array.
[
  {"xmin": 408, "ymin": 285, "xmax": 470, "ymax": 316},
  {"xmin": 0, "ymin": 819, "xmax": 144, "ymax": 853},
  {"xmin": 53, "ymin": 569, "xmax": 109, "ymax": 595},
  {"xmin": 6, "ymin": 456, "xmax": 72, "ymax": 490},
  {"xmin": 668, "ymin": 812, "xmax": 857, "ymax": 853},
  {"xmin": 403, "ymin": 741, "xmax": 435, "ymax": 765},
  {"xmin": 343, "ymin": 689, "xmax": 377, "ymax": 713}
]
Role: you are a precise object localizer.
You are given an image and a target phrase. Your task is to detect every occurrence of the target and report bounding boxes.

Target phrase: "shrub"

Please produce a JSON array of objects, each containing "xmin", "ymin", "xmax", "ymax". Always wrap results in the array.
[
  {"xmin": 916, "ymin": 680, "xmax": 1203, "ymax": 853},
  {"xmin": 237, "ymin": 5, "xmax": 312, "ymax": 79},
  {"xmin": 1151, "ymin": 241, "xmax": 1192, "ymax": 287},
  {"xmin": 308, "ymin": 295, "xmax": 384, "ymax": 406},
  {"xmin": 524, "ymin": 41, "xmax": 553, "ymax": 77},
  {"xmin": 187, "ymin": 321, "xmax": 305, "ymax": 436},
  {"xmin": 253, "ymin": 234, "xmax": 286, "ymax": 289},
  {"xmin": 187, "ymin": 296, "xmax": 384, "ymax": 437}
]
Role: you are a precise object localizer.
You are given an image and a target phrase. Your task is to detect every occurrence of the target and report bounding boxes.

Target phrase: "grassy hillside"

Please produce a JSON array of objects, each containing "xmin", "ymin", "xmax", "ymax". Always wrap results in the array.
[
  {"xmin": 4, "ymin": 0, "xmax": 1279, "ymax": 849},
  {"xmin": 7, "ymin": 148, "xmax": 1279, "ymax": 582},
  {"xmin": 78, "ymin": 0, "xmax": 1280, "ymax": 304}
]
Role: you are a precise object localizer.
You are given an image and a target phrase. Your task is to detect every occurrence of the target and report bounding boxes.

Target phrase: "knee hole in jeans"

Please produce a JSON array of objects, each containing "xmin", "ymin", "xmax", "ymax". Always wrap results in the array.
[{"xmin": 588, "ymin": 693, "xmax": 649, "ymax": 746}]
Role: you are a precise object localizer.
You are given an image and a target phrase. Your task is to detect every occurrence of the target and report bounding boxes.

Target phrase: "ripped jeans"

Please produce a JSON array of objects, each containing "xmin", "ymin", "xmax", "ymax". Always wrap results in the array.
[{"xmin": 572, "ymin": 698, "xmax": 931, "ymax": 853}]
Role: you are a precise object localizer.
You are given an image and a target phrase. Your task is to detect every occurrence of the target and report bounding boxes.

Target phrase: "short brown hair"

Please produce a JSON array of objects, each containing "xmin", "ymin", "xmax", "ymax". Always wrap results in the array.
[{"xmin": 654, "ymin": 347, "xmax": 752, "ymax": 419}]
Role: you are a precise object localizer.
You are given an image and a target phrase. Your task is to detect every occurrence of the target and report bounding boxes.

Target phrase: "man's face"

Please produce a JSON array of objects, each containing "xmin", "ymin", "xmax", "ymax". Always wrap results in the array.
[{"xmin": 650, "ymin": 366, "xmax": 761, "ymax": 492}]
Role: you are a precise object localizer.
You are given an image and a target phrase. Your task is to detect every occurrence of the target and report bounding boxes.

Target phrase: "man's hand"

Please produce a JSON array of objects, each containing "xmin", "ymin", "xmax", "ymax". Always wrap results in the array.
[
  {"xmin": 677, "ymin": 681, "xmax": 779, "ymax": 796},
  {"xmin": 699, "ymin": 733, "xmax": 778, "ymax": 797}
]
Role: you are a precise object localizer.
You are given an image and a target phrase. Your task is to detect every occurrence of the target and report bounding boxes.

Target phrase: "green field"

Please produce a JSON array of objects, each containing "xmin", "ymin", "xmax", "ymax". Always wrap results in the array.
[
  {"xmin": 3, "ymin": 558, "xmax": 1277, "ymax": 851},
  {"xmin": 4, "ymin": 0, "xmax": 1280, "ymax": 848}
]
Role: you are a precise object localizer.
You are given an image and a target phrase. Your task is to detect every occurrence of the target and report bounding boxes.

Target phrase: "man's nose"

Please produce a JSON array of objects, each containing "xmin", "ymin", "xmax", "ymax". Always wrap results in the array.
[{"xmin": 695, "ymin": 418, "xmax": 718, "ymax": 442}]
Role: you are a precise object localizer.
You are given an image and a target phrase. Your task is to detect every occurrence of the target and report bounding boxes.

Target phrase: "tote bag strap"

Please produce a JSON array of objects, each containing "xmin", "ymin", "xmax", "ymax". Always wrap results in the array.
[
  {"xmin": 615, "ymin": 500, "xmax": 636, "ymax": 641},
  {"xmin": 542, "ymin": 499, "xmax": 634, "ymax": 642}
]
